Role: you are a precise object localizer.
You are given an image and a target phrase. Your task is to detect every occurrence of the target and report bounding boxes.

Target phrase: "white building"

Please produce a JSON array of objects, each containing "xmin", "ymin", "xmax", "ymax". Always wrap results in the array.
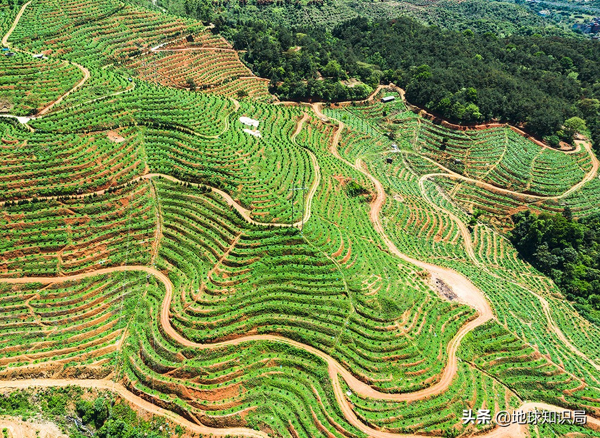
[{"xmin": 239, "ymin": 117, "xmax": 259, "ymax": 128}]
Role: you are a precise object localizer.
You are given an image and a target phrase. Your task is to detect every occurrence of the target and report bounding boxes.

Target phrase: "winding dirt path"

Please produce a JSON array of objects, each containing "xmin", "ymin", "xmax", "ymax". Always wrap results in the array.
[
  {"xmin": 0, "ymin": 267, "xmax": 504, "ymax": 438},
  {"xmin": 0, "ymin": 130, "xmax": 596, "ymax": 437},
  {"xmin": 326, "ymin": 123, "xmax": 494, "ymax": 408},
  {"xmin": 36, "ymin": 62, "xmax": 90, "ymax": 116},
  {"xmin": 1, "ymin": 1, "xmax": 31, "ymax": 47},
  {"xmin": 2, "ymin": 7, "xmax": 598, "ymax": 431},
  {"xmin": 560, "ymin": 139, "xmax": 599, "ymax": 197},
  {"xmin": 325, "ymin": 94, "xmax": 600, "ymax": 375},
  {"xmin": 329, "ymin": 121, "xmax": 490, "ymax": 316},
  {"xmin": 0, "ymin": 262, "xmax": 485, "ymax": 403},
  {"xmin": 4, "ymin": 266, "xmax": 598, "ymax": 437},
  {"xmin": 317, "ymin": 106, "xmax": 600, "ymax": 437},
  {"xmin": 412, "ymin": 148, "xmax": 600, "ymax": 372},
  {"xmin": 338, "ymin": 110, "xmax": 600, "ymax": 372},
  {"xmin": 0, "ymin": 114, "xmax": 318, "ymax": 229},
  {"xmin": 290, "ymin": 113, "xmax": 320, "ymax": 227},
  {"xmin": 416, "ymin": 137, "xmax": 598, "ymax": 203},
  {"xmin": 1, "ymin": 0, "xmax": 91, "ymax": 118}
]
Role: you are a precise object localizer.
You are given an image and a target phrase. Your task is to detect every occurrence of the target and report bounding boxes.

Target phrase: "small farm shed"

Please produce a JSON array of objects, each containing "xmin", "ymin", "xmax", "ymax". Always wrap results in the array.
[
  {"xmin": 381, "ymin": 96, "xmax": 395, "ymax": 103},
  {"xmin": 240, "ymin": 117, "xmax": 259, "ymax": 128},
  {"xmin": 386, "ymin": 157, "xmax": 393, "ymax": 164}
]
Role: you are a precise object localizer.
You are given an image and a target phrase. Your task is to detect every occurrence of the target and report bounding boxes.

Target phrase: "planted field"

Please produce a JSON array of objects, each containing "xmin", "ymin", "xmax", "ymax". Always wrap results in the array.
[
  {"xmin": 0, "ymin": 271, "xmax": 145, "ymax": 377},
  {"xmin": 0, "ymin": 121, "xmax": 145, "ymax": 201},
  {"xmin": 325, "ymin": 99, "xmax": 600, "ymax": 421},
  {"xmin": 128, "ymin": 49, "xmax": 271, "ymax": 100},
  {"xmin": 50, "ymin": 67, "xmax": 132, "ymax": 112},
  {"xmin": 0, "ymin": 52, "xmax": 83, "ymax": 116},
  {"xmin": 8, "ymin": 0, "xmax": 200, "ymax": 68},
  {"xmin": 330, "ymin": 95, "xmax": 600, "ymax": 228},
  {"xmin": 345, "ymin": 361, "xmax": 519, "ymax": 436},
  {"xmin": 32, "ymin": 81, "xmax": 236, "ymax": 137},
  {"xmin": 0, "ymin": 183, "xmax": 156, "ymax": 277},
  {"xmin": 1, "ymin": 0, "xmax": 600, "ymax": 436},
  {"xmin": 124, "ymin": 277, "xmax": 364, "ymax": 437},
  {"xmin": 155, "ymin": 179, "xmax": 473, "ymax": 395},
  {"xmin": 4, "ymin": 0, "xmax": 272, "ymax": 102}
]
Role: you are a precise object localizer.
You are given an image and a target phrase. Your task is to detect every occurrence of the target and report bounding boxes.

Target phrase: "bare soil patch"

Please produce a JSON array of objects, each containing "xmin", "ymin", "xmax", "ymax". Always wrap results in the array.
[
  {"xmin": 0, "ymin": 417, "xmax": 67, "ymax": 438},
  {"xmin": 107, "ymin": 130, "xmax": 125, "ymax": 143}
]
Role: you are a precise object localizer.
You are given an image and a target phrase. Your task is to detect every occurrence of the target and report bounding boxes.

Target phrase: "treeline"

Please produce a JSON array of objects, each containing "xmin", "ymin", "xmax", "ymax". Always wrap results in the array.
[
  {"xmin": 230, "ymin": 21, "xmax": 372, "ymax": 101},
  {"xmin": 332, "ymin": 17, "xmax": 600, "ymax": 143},
  {"xmin": 510, "ymin": 210, "xmax": 600, "ymax": 324},
  {"xmin": 225, "ymin": 16, "xmax": 600, "ymax": 146},
  {"xmin": 133, "ymin": 0, "xmax": 600, "ymax": 146}
]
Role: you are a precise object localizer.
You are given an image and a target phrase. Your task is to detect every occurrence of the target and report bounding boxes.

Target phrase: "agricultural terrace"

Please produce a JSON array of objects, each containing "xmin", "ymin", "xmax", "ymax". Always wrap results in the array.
[
  {"xmin": 326, "ymin": 97, "xmax": 600, "ymax": 399},
  {"xmin": 1, "ymin": 1, "xmax": 600, "ymax": 437},
  {"xmin": 0, "ymin": 52, "xmax": 83, "ymax": 116},
  {"xmin": 0, "ymin": 271, "xmax": 145, "ymax": 377},
  {"xmin": 128, "ymin": 48, "xmax": 272, "ymax": 101},
  {"xmin": 4, "ymin": 0, "xmax": 269, "ymax": 102},
  {"xmin": 324, "ymin": 92, "xmax": 600, "ymax": 228},
  {"xmin": 0, "ymin": 181, "xmax": 156, "ymax": 277}
]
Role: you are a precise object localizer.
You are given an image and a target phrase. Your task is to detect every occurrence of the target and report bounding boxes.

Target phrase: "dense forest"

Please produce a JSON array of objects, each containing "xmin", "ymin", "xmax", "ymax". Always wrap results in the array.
[
  {"xmin": 230, "ymin": 22, "xmax": 373, "ymax": 101},
  {"xmin": 125, "ymin": 0, "xmax": 600, "ymax": 145},
  {"xmin": 510, "ymin": 211, "xmax": 600, "ymax": 324},
  {"xmin": 148, "ymin": 0, "xmax": 567, "ymax": 35},
  {"xmin": 228, "ymin": 17, "xmax": 600, "ymax": 145}
]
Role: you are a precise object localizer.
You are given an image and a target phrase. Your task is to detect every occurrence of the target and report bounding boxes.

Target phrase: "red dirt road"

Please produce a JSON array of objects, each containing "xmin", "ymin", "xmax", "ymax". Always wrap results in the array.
[
  {"xmin": 5, "ymin": 267, "xmax": 590, "ymax": 438},
  {"xmin": 2, "ymin": 0, "xmax": 90, "ymax": 117},
  {"xmin": 1, "ymin": 1, "xmax": 31, "ymax": 47}
]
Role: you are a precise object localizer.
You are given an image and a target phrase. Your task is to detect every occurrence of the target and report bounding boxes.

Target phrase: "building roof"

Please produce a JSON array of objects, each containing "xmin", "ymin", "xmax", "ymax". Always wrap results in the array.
[{"xmin": 240, "ymin": 117, "xmax": 259, "ymax": 127}]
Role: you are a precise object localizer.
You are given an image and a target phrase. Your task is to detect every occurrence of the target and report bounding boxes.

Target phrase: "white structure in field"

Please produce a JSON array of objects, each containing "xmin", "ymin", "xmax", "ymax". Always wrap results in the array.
[
  {"xmin": 243, "ymin": 128, "xmax": 262, "ymax": 138},
  {"xmin": 239, "ymin": 116, "xmax": 259, "ymax": 128}
]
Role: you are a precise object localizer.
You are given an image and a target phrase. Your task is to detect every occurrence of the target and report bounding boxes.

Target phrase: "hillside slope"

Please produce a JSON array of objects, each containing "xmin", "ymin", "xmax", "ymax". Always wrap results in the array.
[{"xmin": 1, "ymin": 1, "xmax": 600, "ymax": 437}]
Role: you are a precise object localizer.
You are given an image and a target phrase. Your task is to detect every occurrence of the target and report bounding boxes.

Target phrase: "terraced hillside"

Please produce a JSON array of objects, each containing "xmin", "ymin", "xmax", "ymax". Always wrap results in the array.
[{"xmin": 1, "ymin": 0, "xmax": 600, "ymax": 437}]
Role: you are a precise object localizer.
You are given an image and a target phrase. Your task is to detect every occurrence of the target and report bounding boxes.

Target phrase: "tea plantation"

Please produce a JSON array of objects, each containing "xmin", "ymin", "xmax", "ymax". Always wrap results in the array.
[{"xmin": 1, "ymin": 0, "xmax": 600, "ymax": 437}]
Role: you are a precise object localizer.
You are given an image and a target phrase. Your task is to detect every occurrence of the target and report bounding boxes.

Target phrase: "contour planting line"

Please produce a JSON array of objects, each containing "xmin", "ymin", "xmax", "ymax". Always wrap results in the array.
[
  {"xmin": 290, "ymin": 113, "xmax": 321, "ymax": 227},
  {"xmin": 411, "ymin": 142, "xmax": 598, "ymax": 203},
  {"xmin": 1, "ymin": 0, "xmax": 31, "ymax": 47},
  {"xmin": 0, "ymin": 120, "xmax": 318, "ymax": 229},
  {"xmin": 3, "ymin": 269, "xmax": 600, "ymax": 437},
  {"xmin": 1, "ymin": 0, "xmax": 91, "ymax": 118},
  {"xmin": 312, "ymin": 84, "xmax": 589, "ymax": 157},
  {"xmin": 0, "ymin": 264, "xmax": 486, "ymax": 403},
  {"xmin": 322, "ymin": 115, "xmax": 600, "ymax": 435}
]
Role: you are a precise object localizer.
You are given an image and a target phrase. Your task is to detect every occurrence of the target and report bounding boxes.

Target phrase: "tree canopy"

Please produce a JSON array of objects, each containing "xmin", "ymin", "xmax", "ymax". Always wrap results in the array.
[
  {"xmin": 226, "ymin": 16, "xmax": 600, "ymax": 146},
  {"xmin": 510, "ymin": 211, "xmax": 600, "ymax": 323}
]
